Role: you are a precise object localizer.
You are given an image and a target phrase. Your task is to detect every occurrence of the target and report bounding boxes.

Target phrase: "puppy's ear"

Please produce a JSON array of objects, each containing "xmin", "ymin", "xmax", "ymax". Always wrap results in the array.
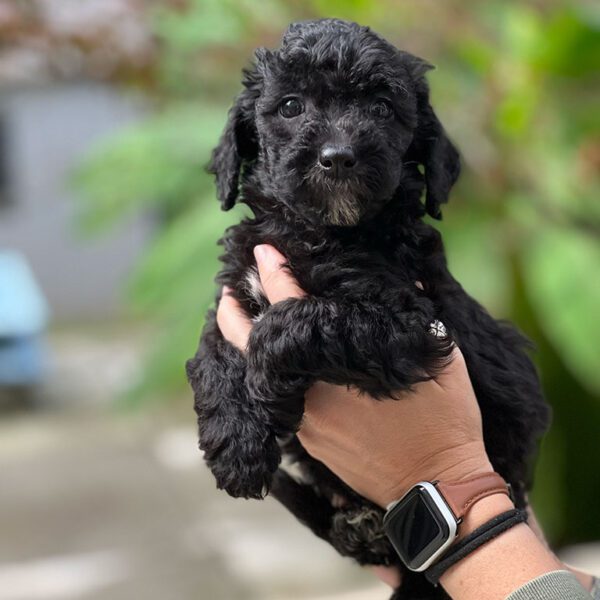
[
  {"xmin": 401, "ymin": 52, "xmax": 434, "ymax": 80},
  {"xmin": 419, "ymin": 103, "xmax": 461, "ymax": 219},
  {"xmin": 408, "ymin": 73, "xmax": 461, "ymax": 220},
  {"xmin": 208, "ymin": 65, "xmax": 261, "ymax": 210}
]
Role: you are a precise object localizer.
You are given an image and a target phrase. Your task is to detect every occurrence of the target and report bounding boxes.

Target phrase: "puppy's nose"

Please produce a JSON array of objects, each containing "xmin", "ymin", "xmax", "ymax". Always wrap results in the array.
[{"xmin": 319, "ymin": 144, "xmax": 356, "ymax": 175}]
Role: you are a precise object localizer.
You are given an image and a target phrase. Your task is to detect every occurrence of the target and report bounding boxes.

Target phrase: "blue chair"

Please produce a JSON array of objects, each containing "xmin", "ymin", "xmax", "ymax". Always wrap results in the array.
[{"xmin": 0, "ymin": 251, "xmax": 49, "ymax": 386}]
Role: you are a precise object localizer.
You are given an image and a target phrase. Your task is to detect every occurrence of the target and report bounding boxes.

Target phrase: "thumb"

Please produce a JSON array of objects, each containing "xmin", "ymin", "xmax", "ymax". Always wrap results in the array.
[{"xmin": 254, "ymin": 244, "xmax": 305, "ymax": 304}]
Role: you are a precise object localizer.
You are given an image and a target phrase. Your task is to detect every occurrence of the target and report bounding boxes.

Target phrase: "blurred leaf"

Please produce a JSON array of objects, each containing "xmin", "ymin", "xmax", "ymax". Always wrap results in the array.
[
  {"xmin": 455, "ymin": 38, "xmax": 495, "ymax": 75},
  {"xmin": 308, "ymin": 0, "xmax": 383, "ymax": 22},
  {"xmin": 530, "ymin": 426, "xmax": 568, "ymax": 541},
  {"xmin": 438, "ymin": 203, "xmax": 513, "ymax": 316},
  {"xmin": 122, "ymin": 308, "xmax": 207, "ymax": 407},
  {"xmin": 153, "ymin": 0, "xmax": 247, "ymax": 52},
  {"xmin": 526, "ymin": 140, "xmax": 600, "ymax": 235},
  {"xmin": 495, "ymin": 82, "xmax": 539, "ymax": 139},
  {"xmin": 130, "ymin": 201, "xmax": 247, "ymax": 315},
  {"xmin": 74, "ymin": 105, "xmax": 226, "ymax": 232},
  {"xmin": 523, "ymin": 227, "xmax": 600, "ymax": 394},
  {"xmin": 152, "ymin": 0, "xmax": 294, "ymax": 95},
  {"xmin": 535, "ymin": 10, "xmax": 600, "ymax": 77},
  {"xmin": 501, "ymin": 5, "xmax": 542, "ymax": 62},
  {"xmin": 121, "ymin": 202, "xmax": 247, "ymax": 401}
]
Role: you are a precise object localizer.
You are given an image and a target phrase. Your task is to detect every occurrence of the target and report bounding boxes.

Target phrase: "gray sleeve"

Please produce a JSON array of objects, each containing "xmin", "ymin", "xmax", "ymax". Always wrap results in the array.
[{"xmin": 506, "ymin": 570, "xmax": 593, "ymax": 600}]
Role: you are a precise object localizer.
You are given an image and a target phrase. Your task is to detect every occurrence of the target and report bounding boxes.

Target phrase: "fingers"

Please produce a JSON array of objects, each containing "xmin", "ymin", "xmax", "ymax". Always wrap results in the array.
[
  {"xmin": 371, "ymin": 565, "xmax": 403, "ymax": 588},
  {"xmin": 216, "ymin": 286, "xmax": 253, "ymax": 351},
  {"xmin": 299, "ymin": 382, "xmax": 369, "ymax": 452},
  {"xmin": 432, "ymin": 345, "xmax": 468, "ymax": 390},
  {"xmin": 216, "ymin": 245, "xmax": 304, "ymax": 350},
  {"xmin": 254, "ymin": 244, "xmax": 305, "ymax": 304},
  {"xmin": 298, "ymin": 382, "xmax": 345, "ymax": 452}
]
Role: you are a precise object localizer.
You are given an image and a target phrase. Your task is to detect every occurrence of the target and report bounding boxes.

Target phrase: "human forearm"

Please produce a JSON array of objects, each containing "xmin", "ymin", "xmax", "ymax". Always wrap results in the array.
[
  {"xmin": 439, "ymin": 494, "xmax": 562, "ymax": 600},
  {"xmin": 216, "ymin": 245, "xmax": 596, "ymax": 599}
]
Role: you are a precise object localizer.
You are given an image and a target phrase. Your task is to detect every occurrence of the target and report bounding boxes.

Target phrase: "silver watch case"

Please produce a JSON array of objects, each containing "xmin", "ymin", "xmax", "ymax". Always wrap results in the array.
[{"xmin": 384, "ymin": 481, "xmax": 459, "ymax": 572}]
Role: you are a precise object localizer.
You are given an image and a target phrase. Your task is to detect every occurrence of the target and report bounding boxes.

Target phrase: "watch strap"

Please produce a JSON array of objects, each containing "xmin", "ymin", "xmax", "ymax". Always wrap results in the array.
[
  {"xmin": 435, "ymin": 472, "xmax": 510, "ymax": 521},
  {"xmin": 424, "ymin": 508, "xmax": 528, "ymax": 585}
]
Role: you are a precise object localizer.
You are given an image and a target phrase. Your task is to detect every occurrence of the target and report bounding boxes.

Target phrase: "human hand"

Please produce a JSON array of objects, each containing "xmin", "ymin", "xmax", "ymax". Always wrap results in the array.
[
  {"xmin": 217, "ymin": 244, "xmax": 493, "ymax": 508},
  {"xmin": 217, "ymin": 245, "xmax": 597, "ymax": 598}
]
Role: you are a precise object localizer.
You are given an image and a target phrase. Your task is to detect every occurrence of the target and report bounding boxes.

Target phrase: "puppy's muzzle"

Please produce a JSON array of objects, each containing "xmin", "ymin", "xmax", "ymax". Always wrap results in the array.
[{"xmin": 318, "ymin": 144, "xmax": 356, "ymax": 178}]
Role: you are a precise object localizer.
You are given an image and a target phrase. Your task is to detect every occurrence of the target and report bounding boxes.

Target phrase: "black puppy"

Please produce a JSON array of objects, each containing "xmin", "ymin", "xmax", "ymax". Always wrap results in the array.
[{"xmin": 187, "ymin": 19, "xmax": 550, "ymax": 599}]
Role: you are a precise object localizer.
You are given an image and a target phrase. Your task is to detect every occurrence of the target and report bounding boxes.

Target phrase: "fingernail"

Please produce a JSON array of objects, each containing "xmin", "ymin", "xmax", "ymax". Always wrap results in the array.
[
  {"xmin": 222, "ymin": 285, "xmax": 232, "ymax": 296},
  {"xmin": 254, "ymin": 244, "xmax": 280, "ymax": 269}
]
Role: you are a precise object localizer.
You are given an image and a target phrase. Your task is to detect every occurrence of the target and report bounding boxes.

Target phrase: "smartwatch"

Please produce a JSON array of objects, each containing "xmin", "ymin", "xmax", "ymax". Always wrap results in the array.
[{"xmin": 382, "ymin": 472, "xmax": 510, "ymax": 572}]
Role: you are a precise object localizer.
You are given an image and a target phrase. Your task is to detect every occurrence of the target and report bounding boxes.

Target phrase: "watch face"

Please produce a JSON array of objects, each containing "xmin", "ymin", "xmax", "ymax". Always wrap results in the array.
[{"xmin": 383, "ymin": 483, "xmax": 456, "ymax": 571}]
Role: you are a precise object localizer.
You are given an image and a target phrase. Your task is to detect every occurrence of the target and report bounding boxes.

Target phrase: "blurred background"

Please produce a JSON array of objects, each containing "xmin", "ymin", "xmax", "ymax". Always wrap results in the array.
[{"xmin": 0, "ymin": 0, "xmax": 598, "ymax": 598}]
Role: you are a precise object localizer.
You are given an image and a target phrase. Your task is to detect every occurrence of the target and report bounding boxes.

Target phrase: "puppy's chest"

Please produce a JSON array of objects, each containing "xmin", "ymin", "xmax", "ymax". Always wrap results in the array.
[
  {"xmin": 239, "ymin": 247, "xmax": 419, "ymax": 320},
  {"xmin": 242, "ymin": 265, "xmax": 270, "ymax": 320}
]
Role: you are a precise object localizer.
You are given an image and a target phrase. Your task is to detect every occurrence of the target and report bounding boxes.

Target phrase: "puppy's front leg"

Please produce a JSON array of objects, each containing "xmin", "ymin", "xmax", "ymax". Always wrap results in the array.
[
  {"xmin": 246, "ymin": 292, "xmax": 453, "ymax": 437},
  {"xmin": 186, "ymin": 310, "xmax": 280, "ymax": 499}
]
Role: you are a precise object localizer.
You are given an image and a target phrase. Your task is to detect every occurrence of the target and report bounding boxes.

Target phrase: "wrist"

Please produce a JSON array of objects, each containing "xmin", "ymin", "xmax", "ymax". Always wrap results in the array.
[
  {"xmin": 377, "ymin": 443, "xmax": 493, "ymax": 508},
  {"xmin": 455, "ymin": 492, "xmax": 515, "ymax": 542},
  {"xmin": 439, "ymin": 520, "xmax": 562, "ymax": 600},
  {"xmin": 383, "ymin": 471, "xmax": 514, "ymax": 574}
]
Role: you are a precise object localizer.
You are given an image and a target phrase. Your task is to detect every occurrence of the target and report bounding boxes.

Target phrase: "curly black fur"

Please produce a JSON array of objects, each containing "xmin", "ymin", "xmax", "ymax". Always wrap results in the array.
[{"xmin": 186, "ymin": 19, "xmax": 550, "ymax": 599}]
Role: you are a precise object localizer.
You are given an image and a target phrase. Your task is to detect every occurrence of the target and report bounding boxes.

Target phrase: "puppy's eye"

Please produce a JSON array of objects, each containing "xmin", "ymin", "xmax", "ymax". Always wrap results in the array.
[
  {"xmin": 279, "ymin": 97, "xmax": 304, "ymax": 118},
  {"xmin": 370, "ymin": 99, "xmax": 393, "ymax": 119}
]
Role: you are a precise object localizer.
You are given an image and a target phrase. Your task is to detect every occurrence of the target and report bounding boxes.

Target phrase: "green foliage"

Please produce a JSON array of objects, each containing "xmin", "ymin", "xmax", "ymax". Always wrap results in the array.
[
  {"xmin": 74, "ymin": 103, "xmax": 248, "ymax": 399},
  {"xmin": 524, "ymin": 228, "xmax": 600, "ymax": 394},
  {"xmin": 119, "ymin": 203, "xmax": 231, "ymax": 403},
  {"xmin": 75, "ymin": 106, "xmax": 226, "ymax": 230},
  {"xmin": 75, "ymin": 0, "xmax": 600, "ymax": 545}
]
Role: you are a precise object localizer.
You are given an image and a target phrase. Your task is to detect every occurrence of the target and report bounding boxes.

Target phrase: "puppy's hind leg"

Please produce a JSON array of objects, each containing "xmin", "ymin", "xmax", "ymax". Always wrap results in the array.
[
  {"xmin": 186, "ymin": 311, "xmax": 280, "ymax": 499},
  {"xmin": 270, "ymin": 469, "xmax": 336, "ymax": 541},
  {"xmin": 390, "ymin": 571, "xmax": 449, "ymax": 600},
  {"xmin": 272, "ymin": 469, "xmax": 400, "ymax": 568}
]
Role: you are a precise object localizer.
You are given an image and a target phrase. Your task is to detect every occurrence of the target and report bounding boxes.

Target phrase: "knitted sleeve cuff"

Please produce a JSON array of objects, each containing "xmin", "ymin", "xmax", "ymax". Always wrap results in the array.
[{"xmin": 507, "ymin": 570, "xmax": 592, "ymax": 600}]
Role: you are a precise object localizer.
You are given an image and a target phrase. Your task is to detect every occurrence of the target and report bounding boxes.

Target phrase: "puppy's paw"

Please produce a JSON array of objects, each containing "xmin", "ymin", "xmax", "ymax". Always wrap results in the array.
[
  {"xmin": 245, "ymin": 365, "xmax": 309, "ymax": 436},
  {"xmin": 349, "ymin": 308, "xmax": 454, "ymax": 398},
  {"xmin": 245, "ymin": 313, "xmax": 311, "ymax": 434},
  {"xmin": 205, "ymin": 431, "xmax": 281, "ymax": 500},
  {"xmin": 330, "ymin": 505, "xmax": 396, "ymax": 566}
]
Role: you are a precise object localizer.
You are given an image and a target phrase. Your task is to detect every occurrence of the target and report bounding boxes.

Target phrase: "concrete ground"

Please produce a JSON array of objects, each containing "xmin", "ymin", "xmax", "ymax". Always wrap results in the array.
[
  {"xmin": 0, "ymin": 411, "xmax": 390, "ymax": 600},
  {"xmin": 0, "ymin": 325, "xmax": 598, "ymax": 600},
  {"xmin": 0, "ymin": 325, "xmax": 387, "ymax": 600}
]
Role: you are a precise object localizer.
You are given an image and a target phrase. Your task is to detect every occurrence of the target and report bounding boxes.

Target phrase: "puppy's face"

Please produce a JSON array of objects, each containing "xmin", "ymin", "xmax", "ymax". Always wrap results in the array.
[
  {"xmin": 254, "ymin": 35, "xmax": 417, "ymax": 226},
  {"xmin": 211, "ymin": 19, "xmax": 460, "ymax": 224}
]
